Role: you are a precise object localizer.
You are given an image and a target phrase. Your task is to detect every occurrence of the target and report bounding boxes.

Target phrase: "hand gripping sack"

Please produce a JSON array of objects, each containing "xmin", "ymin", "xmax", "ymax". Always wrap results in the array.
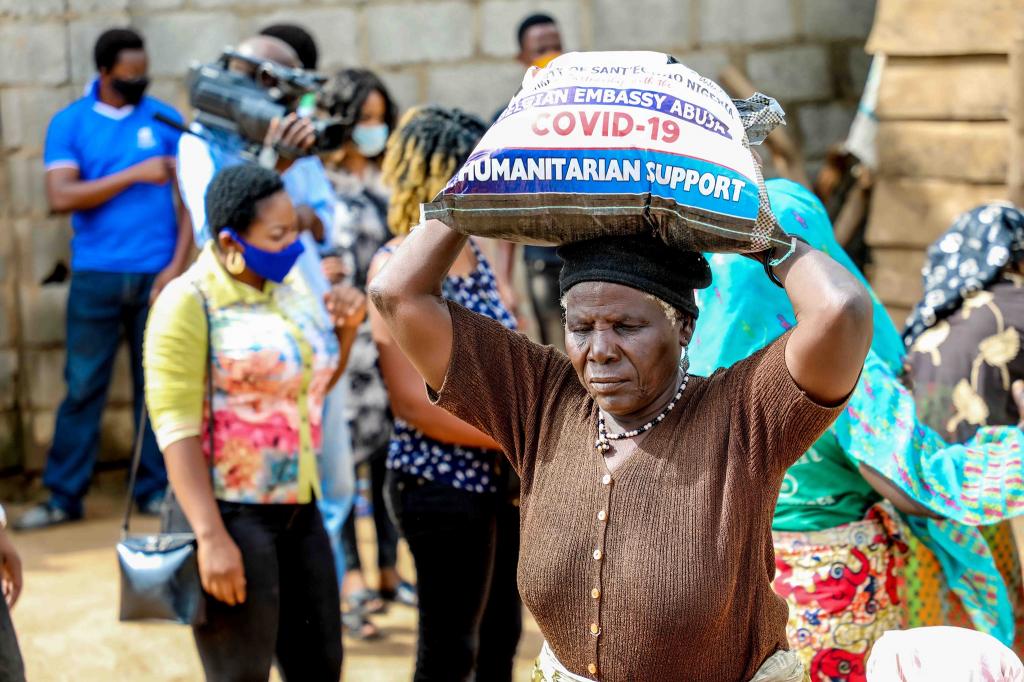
[{"xmin": 424, "ymin": 51, "xmax": 790, "ymax": 254}]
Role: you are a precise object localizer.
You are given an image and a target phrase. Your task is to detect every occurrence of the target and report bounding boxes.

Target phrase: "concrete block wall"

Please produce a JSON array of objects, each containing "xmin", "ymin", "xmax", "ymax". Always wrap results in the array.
[{"xmin": 0, "ymin": 0, "xmax": 876, "ymax": 474}]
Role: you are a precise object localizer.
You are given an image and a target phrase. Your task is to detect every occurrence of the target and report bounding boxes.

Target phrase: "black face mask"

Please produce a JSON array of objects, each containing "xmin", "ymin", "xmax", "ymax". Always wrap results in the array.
[{"xmin": 111, "ymin": 77, "xmax": 150, "ymax": 105}]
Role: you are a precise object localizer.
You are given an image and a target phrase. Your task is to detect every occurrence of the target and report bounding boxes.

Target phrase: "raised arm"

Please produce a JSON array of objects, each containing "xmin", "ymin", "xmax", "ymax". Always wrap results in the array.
[
  {"xmin": 772, "ymin": 241, "xmax": 873, "ymax": 405},
  {"xmin": 367, "ymin": 219, "xmax": 465, "ymax": 391},
  {"xmin": 368, "ymin": 244, "xmax": 503, "ymax": 450}
]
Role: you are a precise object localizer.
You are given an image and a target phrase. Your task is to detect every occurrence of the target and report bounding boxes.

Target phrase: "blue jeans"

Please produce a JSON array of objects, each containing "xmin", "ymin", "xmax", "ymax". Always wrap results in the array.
[{"xmin": 43, "ymin": 271, "xmax": 166, "ymax": 515}]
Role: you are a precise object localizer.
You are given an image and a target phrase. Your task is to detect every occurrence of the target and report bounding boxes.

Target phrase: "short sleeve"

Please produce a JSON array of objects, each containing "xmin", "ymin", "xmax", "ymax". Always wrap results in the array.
[
  {"xmin": 144, "ymin": 277, "xmax": 208, "ymax": 451},
  {"xmin": 43, "ymin": 109, "xmax": 79, "ymax": 171},
  {"xmin": 430, "ymin": 301, "xmax": 575, "ymax": 474},
  {"xmin": 725, "ymin": 329, "xmax": 849, "ymax": 476}
]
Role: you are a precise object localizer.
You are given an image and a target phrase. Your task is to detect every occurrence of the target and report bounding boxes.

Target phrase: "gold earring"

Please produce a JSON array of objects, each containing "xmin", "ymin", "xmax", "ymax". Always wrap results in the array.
[{"xmin": 225, "ymin": 250, "xmax": 246, "ymax": 275}]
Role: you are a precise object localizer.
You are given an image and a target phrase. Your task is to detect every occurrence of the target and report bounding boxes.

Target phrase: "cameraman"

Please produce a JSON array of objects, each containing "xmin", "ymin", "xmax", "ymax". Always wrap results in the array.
[{"xmin": 177, "ymin": 35, "xmax": 335, "ymax": 251}]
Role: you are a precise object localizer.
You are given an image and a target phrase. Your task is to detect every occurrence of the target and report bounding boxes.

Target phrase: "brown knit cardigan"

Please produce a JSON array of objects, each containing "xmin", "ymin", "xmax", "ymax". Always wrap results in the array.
[{"xmin": 432, "ymin": 302, "xmax": 845, "ymax": 681}]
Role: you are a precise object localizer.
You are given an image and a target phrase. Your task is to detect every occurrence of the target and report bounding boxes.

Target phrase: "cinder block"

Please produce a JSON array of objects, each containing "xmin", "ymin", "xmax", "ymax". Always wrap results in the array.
[
  {"xmin": 876, "ymin": 121, "xmax": 1008, "ymax": 184},
  {"xmin": 21, "ymin": 408, "xmax": 55, "ymax": 472},
  {"xmin": 249, "ymin": 7, "xmax": 358, "ymax": 71},
  {"xmin": 796, "ymin": 102, "xmax": 855, "ymax": 158},
  {"xmin": 866, "ymin": 178, "xmax": 1009, "ymax": 249},
  {"xmin": 108, "ymin": 344, "xmax": 135, "ymax": 406},
  {"xmin": 367, "ymin": 2, "xmax": 475, "ymax": 66},
  {"xmin": 0, "ymin": 283, "xmax": 17, "ymax": 347},
  {"xmin": 746, "ymin": 45, "xmax": 831, "ymax": 103},
  {"xmin": 699, "ymin": 0, "xmax": 796, "ymax": 45},
  {"xmin": 1, "ymin": 86, "xmax": 74, "ymax": 153},
  {"xmin": 844, "ymin": 47, "xmax": 872, "ymax": 100},
  {"xmin": 0, "ymin": 411, "xmax": 21, "ymax": 472},
  {"xmin": 19, "ymin": 283, "xmax": 68, "ymax": 347},
  {"xmin": 24, "ymin": 348, "xmax": 65, "ymax": 410},
  {"xmin": 0, "ymin": 0, "xmax": 64, "ymax": 19},
  {"xmin": 868, "ymin": 248, "xmax": 925, "ymax": 308},
  {"xmin": 8, "ymin": 155, "xmax": 50, "ymax": 217},
  {"xmin": 146, "ymin": 77, "xmax": 189, "ymax": 115},
  {"xmin": 70, "ymin": 0, "xmax": 129, "ymax": 12},
  {"xmin": 194, "ymin": 0, "xmax": 297, "ymax": 7},
  {"xmin": 479, "ymin": 0, "xmax": 583, "ymax": 58},
  {"xmin": 675, "ymin": 49, "xmax": 731, "ymax": 80},
  {"xmin": 868, "ymin": 0, "xmax": 1017, "ymax": 56},
  {"xmin": 377, "ymin": 69, "xmax": 423, "ymax": 112},
  {"xmin": 99, "ymin": 405, "xmax": 135, "ymax": 462},
  {"xmin": 0, "ymin": 350, "xmax": 17, "ymax": 412},
  {"xmin": 14, "ymin": 217, "xmax": 72, "ymax": 287},
  {"xmin": 593, "ymin": 0, "xmax": 693, "ymax": 51},
  {"xmin": 877, "ymin": 56, "xmax": 1008, "ymax": 121},
  {"xmin": 426, "ymin": 61, "xmax": 526, "ymax": 120},
  {"xmin": 802, "ymin": 0, "xmax": 877, "ymax": 40},
  {"xmin": 128, "ymin": 0, "xmax": 185, "ymax": 10},
  {"xmin": 135, "ymin": 12, "xmax": 241, "ymax": 78},
  {"xmin": 0, "ymin": 22, "xmax": 68, "ymax": 86}
]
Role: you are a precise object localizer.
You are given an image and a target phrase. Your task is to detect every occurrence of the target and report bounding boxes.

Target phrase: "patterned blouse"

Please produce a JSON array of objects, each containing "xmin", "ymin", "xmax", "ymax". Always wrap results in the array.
[
  {"xmin": 144, "ymin": 245, "xmax": 340, "ymax": 504},
  {"xmin": 907, "ymin": 274, "xmax": 1024, "ymax": 443},
  {"xmin": 382, "ymin": 239, "xmax": 516, "ymax": 493},
  {"xmin": 327, "ymin": 166, "xmax": 393, "ymax": 463}
]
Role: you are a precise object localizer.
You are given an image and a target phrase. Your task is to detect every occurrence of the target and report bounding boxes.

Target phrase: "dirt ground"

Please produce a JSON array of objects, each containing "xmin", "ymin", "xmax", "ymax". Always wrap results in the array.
[{"xmin": 8, "ymin": 493, "xmax": 542, "ymax": 681}]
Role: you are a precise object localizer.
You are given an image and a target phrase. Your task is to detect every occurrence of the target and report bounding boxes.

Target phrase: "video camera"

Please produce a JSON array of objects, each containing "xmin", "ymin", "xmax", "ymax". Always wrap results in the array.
[{"xmin": 186, "ymin": 49, "xmax": 346, "ymax": 155}]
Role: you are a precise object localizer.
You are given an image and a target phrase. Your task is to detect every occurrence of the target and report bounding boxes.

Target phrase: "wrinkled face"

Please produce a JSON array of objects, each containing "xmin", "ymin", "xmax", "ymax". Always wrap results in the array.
[
  {"xmin": 564, "ymin": 282, "xmax": 694, "ymax": 419},
  {"xmin": 518, "ymin": 23, "xmax": 562, "ymax": 67}
]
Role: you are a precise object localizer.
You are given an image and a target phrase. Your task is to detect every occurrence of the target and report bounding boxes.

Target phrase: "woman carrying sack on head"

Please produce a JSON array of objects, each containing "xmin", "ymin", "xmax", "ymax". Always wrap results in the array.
[
  {"xmin": 143, "ymin": 163, "xmax": 365, "ymax": 681},
  {"xmin": 368, "ymin": 180, "xmax": 875, "ymax": 679}
]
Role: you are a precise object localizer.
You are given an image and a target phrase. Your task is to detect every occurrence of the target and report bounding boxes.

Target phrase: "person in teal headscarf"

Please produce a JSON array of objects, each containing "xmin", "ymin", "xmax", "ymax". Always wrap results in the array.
[{"xmin": 690, "ymin": 178, "xmax": 1024, "ymax": 681}]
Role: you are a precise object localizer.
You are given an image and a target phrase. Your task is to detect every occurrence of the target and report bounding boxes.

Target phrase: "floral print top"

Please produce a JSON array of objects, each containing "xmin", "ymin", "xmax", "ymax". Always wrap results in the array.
[
  {"xmin": 381, "ymin": 239, "xmax": 516, "ymax": 493},
  {"xmin": 907, "ymin": 274, "xmax": 1024, "ymax": 443},
  {"xmin": 144, "ymin": 244, "xmax": 340, "ymax": 504}
]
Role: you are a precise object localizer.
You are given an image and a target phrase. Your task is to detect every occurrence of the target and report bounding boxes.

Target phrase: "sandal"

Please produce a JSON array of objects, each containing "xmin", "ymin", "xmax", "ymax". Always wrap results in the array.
[
  {"xmin": 380, "ymin": 580, "xmax": 417, "ymax": 608},
  {"xmin": 346, "ymin": 588, "xmax": 385, "ymax": 616},
  {"xmin": 341, "ymin": 608, "xmax": 382, "ymax": 641}
]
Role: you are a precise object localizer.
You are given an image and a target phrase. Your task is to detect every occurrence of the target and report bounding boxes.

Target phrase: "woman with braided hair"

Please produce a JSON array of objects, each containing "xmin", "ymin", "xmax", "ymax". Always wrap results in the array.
[
  {"xmin": 321, "ymin": 68, "xmax": 412, "ymax": 640},
  {"xmin": 368, "ymin": 106, "xmax": 523, "ymax": 681}
]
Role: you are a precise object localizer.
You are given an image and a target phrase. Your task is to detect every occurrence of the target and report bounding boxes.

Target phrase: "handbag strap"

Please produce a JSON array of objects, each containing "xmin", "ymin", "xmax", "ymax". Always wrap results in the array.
[{"xmin": 121, "ymin": 283, "xmax": 216, "ymax": 534}]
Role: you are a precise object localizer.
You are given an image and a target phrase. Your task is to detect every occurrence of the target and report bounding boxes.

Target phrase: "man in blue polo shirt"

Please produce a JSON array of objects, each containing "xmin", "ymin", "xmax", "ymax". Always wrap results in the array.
[{"xmin": 15, "ymin": 28, "xmax": 192, "ymax": 530}]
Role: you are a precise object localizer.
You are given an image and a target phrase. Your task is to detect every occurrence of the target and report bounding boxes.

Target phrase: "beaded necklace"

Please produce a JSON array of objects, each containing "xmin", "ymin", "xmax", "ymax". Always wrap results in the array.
[{"xmin": 594, "ymin": 373, "xmax": 689, "ymax": 454}]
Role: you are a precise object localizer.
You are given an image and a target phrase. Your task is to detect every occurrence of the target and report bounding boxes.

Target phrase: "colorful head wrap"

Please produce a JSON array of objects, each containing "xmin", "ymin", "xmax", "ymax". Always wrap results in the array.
[{"xmin": 904, "ymin": 203, "xmax": 1024, "ymax": 348}]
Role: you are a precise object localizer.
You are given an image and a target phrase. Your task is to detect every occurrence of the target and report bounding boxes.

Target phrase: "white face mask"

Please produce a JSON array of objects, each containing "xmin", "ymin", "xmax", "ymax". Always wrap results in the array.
[{"xmin": 351, "ymin": 123, "xmax": 389, "ymax": 158}]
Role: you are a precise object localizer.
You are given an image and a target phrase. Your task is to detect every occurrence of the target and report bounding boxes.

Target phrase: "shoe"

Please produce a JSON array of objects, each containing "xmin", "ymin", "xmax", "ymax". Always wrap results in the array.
[
  {"xmin": 12, "ymin": 502, "xmax": 79, "ymax": 531},
  {"xmin": 137, "ymin": 495, "xmax": 165, "ymax": 517}
]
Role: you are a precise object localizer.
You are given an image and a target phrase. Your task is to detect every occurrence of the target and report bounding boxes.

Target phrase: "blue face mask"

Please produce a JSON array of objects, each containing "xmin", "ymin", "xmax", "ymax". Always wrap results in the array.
[
  {"xmin": 351, "ymin": 123, "xmax": 389, "ymax": 158},
  {"xmin": 224, "ymin": 228, "xmax": 304, "ymax": 283}
]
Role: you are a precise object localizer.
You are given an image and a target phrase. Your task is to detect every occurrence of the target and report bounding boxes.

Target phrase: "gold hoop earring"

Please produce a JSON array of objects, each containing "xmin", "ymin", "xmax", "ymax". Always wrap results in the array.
[{"xmin": 225, "ymin": 250, "xmax": 246, "ymax": 275}]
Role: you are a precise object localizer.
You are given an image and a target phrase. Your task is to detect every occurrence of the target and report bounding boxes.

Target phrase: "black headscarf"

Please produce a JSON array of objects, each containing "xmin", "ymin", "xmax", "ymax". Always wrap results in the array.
[
  {"xmin": 904, "ymin": 203, "xmax": 1024, "ymax": 347},
  {"xmin": 558, "ymin": 233, "xmax": 711, "ymax": 318}
]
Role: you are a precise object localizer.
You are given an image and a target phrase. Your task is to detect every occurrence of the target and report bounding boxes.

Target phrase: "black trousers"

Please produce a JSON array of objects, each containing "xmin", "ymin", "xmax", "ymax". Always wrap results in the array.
[
  {"xmin": 340, "ymin": 444, "xmax": 399, "ymax": 572},
  {"xmin": 0, "ymin": 597, "xmax": 24, "ymax": 682},
  {"xmin": 385, "ymin": 469, "xmax": 522, "ymax": 682},
  {"xmin": 192, "ymin": 502, "xmax": 342, "ymax": 682}
]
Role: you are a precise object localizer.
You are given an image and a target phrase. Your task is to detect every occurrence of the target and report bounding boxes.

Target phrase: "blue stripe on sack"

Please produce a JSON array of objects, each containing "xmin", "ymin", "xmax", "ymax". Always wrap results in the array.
[{"xmin": 445, "ymin": 147, "xmax": 760, "ymax": 222}]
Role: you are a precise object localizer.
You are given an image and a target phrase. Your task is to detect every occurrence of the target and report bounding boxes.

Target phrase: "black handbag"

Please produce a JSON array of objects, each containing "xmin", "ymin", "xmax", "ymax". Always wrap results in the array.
[{"xmin": 117, "ymin": 286, "xmax": 214, "ymax": 625}]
